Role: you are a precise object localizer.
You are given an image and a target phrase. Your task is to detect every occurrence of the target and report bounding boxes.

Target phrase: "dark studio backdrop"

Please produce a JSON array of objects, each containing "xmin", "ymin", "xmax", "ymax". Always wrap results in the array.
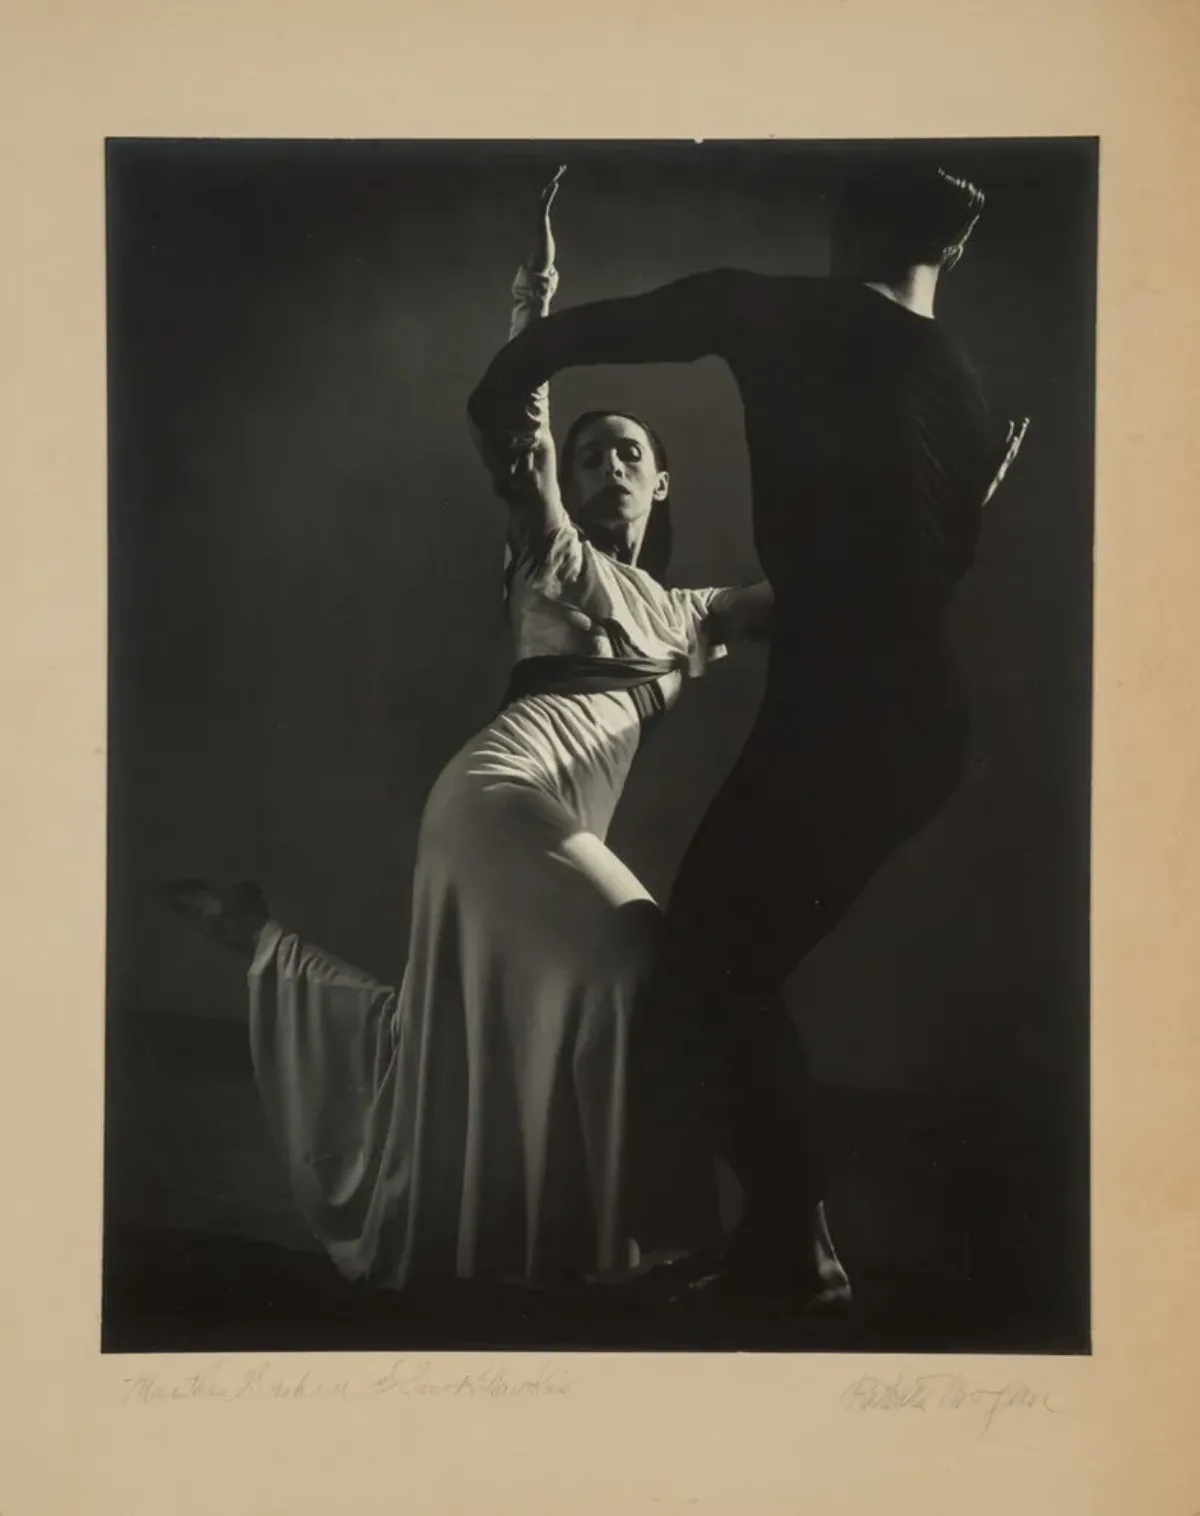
[{"xmin": 104, "ymin": 137, "xmax": 1095, "ymax": 1353}]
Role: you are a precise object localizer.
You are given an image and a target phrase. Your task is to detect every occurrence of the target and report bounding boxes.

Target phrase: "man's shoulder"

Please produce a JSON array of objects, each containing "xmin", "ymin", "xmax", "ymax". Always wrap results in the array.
[
  {"xmin": 702, "ymin": 268, "xmax": 834, "ymax": 317},
  {"xmin": 706, "ymin": 267, "xmax": 827, "ymax": 291}
]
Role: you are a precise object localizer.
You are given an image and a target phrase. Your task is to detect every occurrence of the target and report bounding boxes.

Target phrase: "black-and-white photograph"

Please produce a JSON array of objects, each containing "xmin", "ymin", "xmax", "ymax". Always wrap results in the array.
[{"xmin": 103, "ymin": 136, "xmax": 1095, "ymax": 1355}]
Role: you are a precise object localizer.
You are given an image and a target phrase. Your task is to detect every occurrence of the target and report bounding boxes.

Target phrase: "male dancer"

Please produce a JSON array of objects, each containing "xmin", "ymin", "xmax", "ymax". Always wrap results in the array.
[{"xmin": 469, "ymin": 157, "xmax": 1028, "ymax": 1305}]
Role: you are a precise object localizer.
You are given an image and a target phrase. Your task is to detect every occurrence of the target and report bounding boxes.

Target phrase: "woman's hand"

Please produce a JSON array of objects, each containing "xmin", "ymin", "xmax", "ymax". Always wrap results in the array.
[
  {"xmin": 541, "ymin": 163, "xmax": 566, "ymax": 211},
  {"xmin": 528, "ymin": 164, "xmax": 567, "ymax": 272},
  {"xmin": 984, "ymin": 416, "xmax": 1030, "ymax": 506}
]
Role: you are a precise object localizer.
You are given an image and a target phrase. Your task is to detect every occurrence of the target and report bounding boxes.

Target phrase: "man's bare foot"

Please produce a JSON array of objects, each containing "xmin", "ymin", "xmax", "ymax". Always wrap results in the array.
[
  {"xmin": 670, "ymin": 1249, "xmax": 853, "ymax": 1316},
  {"xmin": 158, "ymin": 879, "xmax": 269, "ymax": 960}
]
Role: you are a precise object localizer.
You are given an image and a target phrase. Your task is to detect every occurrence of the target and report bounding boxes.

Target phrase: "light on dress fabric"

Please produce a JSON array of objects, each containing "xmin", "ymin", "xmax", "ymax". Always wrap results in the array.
[{"xmin": 245, "ymin": 262, "xmax": 735, "ymax": 1289}]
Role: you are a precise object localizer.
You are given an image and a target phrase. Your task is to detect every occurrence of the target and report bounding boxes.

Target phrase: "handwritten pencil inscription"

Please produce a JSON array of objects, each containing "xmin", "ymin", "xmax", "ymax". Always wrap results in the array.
[{"xmin": 120, "ymin": 1358, "xmax": 572, "ymax": 1407}]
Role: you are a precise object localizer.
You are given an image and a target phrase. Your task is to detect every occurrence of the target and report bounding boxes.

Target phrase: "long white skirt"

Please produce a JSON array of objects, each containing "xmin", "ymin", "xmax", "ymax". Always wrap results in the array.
[{"xmin": 247, "ymin": 691, "xmax": 720, "ymax": 1288}]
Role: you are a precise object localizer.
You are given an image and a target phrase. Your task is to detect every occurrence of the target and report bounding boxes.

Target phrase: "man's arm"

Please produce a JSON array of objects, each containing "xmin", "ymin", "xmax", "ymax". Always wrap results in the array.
[
  {"xmin": 467, "ymin": 267, "xmax": 744, "ymax": 447},
  {"xmin": 705, "ymin": 580, "xmax": 775, "ymax": 644}
]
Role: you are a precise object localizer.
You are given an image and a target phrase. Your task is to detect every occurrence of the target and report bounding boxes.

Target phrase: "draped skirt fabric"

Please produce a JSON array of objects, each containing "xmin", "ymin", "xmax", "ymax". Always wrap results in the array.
[{"xmin": 247, "ymin": 693, "xmax": 719, "ymax": 1290}]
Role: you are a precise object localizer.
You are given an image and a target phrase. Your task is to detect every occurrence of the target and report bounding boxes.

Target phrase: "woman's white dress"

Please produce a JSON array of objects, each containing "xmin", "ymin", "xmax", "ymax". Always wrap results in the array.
[
  {"xmin": 246, "ymin": 265, "xmax": 737, "ymax": 1288},
  {"xmin": 248, "ymin": 526, "xmax": 732, "ymax": 1286}
]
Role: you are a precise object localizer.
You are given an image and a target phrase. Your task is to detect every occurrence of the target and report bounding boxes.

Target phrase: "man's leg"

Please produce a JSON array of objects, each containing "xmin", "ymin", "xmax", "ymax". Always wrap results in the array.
[
  {"xmin": 652, "ymin": 727, "xmax": 857, "ymax": 1267},
  {"xmin": 653, "ymin": 673, "xmax": 970, "ymax": 1281}
]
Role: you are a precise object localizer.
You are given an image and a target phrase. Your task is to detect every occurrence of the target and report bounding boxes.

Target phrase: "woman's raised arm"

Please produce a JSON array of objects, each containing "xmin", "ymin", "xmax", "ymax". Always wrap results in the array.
[
  {"xmin": 504, "ymin": 165, "xmax": 565, "ymax": 431},
  {"xmin": 471, "ymin": 167, "xmax": 571, "ymax": 546}
]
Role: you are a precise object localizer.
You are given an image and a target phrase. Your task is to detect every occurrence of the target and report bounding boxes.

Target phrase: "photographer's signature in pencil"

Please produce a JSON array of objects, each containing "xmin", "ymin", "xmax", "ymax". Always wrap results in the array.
[{"xmin": 840, "ymin": 1370, "xmax": 1064, "ymax": 1435}]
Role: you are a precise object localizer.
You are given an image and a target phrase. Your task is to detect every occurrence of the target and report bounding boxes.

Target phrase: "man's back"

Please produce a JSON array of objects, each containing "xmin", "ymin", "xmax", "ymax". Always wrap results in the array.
[{"xmin": 714, "ymin": 272, "xmax": 995, "ymax": 648}]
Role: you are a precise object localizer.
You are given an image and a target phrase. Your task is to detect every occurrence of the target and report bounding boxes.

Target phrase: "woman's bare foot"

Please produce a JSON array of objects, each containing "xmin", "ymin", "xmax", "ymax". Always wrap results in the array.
[{"xmin": 158, "ymin": 879, "xmax": 269, "ymax": 960}]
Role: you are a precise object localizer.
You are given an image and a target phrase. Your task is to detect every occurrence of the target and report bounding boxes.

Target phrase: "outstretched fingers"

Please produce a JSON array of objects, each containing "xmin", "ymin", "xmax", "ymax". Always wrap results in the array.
[
  {"xmin": 984, "ymin": 415, "xmax": 1031, "ymax": 505},
  {"xmin": 540, "ymin": 163, "xmax": 567, "ymax": 210}
]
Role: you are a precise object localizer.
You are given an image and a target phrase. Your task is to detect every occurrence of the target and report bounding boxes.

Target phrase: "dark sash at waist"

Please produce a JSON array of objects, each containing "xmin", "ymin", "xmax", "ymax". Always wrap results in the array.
[{"xmin": 502, "ymin": 653, "xmax": 678, "ymax": 725}]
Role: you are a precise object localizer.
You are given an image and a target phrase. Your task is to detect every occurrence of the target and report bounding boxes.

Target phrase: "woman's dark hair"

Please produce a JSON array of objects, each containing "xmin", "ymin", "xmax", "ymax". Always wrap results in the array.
[
  {"xmin": 831, "ymin": 161, "xmax": 985, "ymax": 279},
  {"xmin": 559, "ymin": 410, "xmax": 674, "ymax": 584}
]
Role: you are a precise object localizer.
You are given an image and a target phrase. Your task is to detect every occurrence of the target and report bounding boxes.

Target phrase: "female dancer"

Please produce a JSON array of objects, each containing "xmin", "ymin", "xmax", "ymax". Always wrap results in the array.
[{"xmin": 163, "ymin": 168, "xmax": 773, "ymax": 1291}]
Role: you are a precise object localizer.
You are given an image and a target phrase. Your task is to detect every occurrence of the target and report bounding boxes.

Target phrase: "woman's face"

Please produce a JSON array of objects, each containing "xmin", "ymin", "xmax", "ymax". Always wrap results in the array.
[{"xmin": 563, "ymin": 415, "xmax": 668, "ymax": 535}]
